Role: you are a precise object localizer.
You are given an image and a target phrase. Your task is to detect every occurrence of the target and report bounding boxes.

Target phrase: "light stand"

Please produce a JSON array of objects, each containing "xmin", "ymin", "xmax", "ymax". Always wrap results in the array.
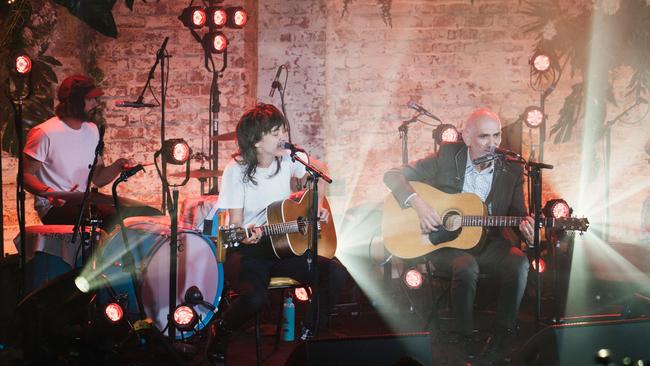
[
  {"xmin": 154, "ymin": 145, "xmax": 190, "ymax": 340},
  {"xmin": 285, "ymin": 146, "xmax": 332, "ymax": 335},
  {"xmin": 6, "ymin": 69, "xmax": 32, "ymax": 296}
]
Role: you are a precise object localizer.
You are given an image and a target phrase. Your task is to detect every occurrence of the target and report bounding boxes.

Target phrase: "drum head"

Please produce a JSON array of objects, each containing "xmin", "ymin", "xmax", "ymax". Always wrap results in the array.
[{"xmin": 140, "ymin": 231, "xmax": 221, "ymax": 337}]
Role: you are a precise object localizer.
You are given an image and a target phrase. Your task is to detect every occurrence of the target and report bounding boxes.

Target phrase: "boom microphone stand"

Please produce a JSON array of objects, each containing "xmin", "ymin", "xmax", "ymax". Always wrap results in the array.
[{"xmin": 285, "ymin": 145, "xmax": 332, "ymax": 335}]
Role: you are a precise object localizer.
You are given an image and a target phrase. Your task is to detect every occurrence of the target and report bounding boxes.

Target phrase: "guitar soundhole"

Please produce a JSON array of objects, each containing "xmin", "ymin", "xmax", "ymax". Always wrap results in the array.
[{"xmin": 442, "ymin": 211, "xmax": 462, "ymax": 231}]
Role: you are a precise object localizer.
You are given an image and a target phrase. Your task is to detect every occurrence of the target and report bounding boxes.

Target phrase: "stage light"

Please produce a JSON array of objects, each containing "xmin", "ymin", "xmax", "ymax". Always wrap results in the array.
[
  {"xmin": 531, "ymin": 258, "xmax": 546, "ymax": 273},
  {"xmin": 294, "ymin": 287, "xmax": 311, "ymax": 302},
  {"xmin": 543, "ymin": 199, "xmax": 572, "ymax": 219},
  {"xmin": 202, "ymin": 31, "xmax": 228, "ymax": 54},
  {"xmin": 74, "ymin": 275, "xmax": 90, "ymax": 293},
  {"xmin": 104, "ymin": 302, "xmax": 124, "ymax": 323},
  {"xmin": 404, "ymin": 268, "xmax": 424, "ymax": 290},
  {"xmin": 173, "ymin": 305, "xmax": 198, "ymax": 331},
  {"xmin": 14, "ymin": 54, "xmax": 32, "ymax": 75},
  {"xmin": 531, "ymin": 52, "xmax": 551, "ymax": 73},
  {"xmin": 523, "ymin": 106, "xmax": 545, "ymax": 128},
  {"xmin": 161, "ymin": 139, "xmax": 191, "ymax": 165},
  {"xmin": 179, "ymin": 6, "xmax": 207, "ymax": 29},
  {"xmin": 207, "ymin": 6, "xmax": 227, "ymax": 28},
  {"xmin": 226, "ymin": 7, "xmax": 248, "ymax": 29},
  {"xmin": 433, "ymin": 124, "xmax": 460, "ymax": 144}
]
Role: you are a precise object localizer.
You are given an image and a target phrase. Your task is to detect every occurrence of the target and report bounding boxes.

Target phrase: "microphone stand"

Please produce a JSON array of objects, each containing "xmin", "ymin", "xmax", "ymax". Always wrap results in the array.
[
  {"xmin": 510, "ymin": 155, "xmax": 553, "ymax": 327},
  {"xmin": 285, "ymin": 147, "xmax": 332, "ymax": 335},
  {"xmin": 71, "ymin": 124, "xmax": 106, "ymax": 264},
  {"xmin": 136, "ymin": 37, "xmax": 170, "ymax": 213},
  {"xmin": 398, "ymin": 115, "xmax": 420, "ymax": 166},
  {"xmin": 112, "ymin": 171, "xmax": 147, "ymax": 321}
]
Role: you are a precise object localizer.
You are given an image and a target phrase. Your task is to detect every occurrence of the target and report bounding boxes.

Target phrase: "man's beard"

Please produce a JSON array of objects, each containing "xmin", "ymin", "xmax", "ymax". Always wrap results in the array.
[{"xmin": 84, "ymin": 107, "xmax": 98, "ymax": 121}]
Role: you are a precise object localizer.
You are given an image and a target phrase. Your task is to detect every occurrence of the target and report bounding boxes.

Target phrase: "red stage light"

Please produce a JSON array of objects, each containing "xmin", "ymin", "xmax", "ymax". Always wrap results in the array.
[
  {"xmin": 531, "ymin": 258, "xmax": 546, "ymax": 273},
  {"xmin": 180, "ymin": 6, "xmax": 207, "ymax": 29},
  {"xmin": 203, "ymin": 32, "xmax": 228, "ymax": 54},
  {"xmin": 532, "ymin": 54, "xmax": 551, "ymax": 72},
  {"xmin": 226, "ymin": 7, "xmax": 248, "ymax": 29},
  {"xmin": 208, "ymin": 7, "xmax": 227, "ymax": 28},
  {"xmin": 433, "ymin": 124, "xmax": 460, "ymax": 144},
  {"xmin": 15, "ymin": 54, "xmax": 32, "ymax": 75},
  {"xmin": 104, "ymin": 303, "xmax": 124, "ymax": 323},
  {"xmin": 294, "ymin": 287, "xmax": 311, "ymax": 302},
  {"xmin": 171, "ymin": 141, "xmax": 191, "ymax": 164},
  {"xmin": 544, "ymin": 199, "xmax": 571, "ymax": 219},
  {"xmin": 173, "ymin": 305, "xmax": 197, "ymax": 330},
  {"xmin": 523, "ymin": 106, "xmax": 545, "ymax": 128},
  {"xmin": 404, "ymin": 268, "xmax": 424, "ymax": 289}
]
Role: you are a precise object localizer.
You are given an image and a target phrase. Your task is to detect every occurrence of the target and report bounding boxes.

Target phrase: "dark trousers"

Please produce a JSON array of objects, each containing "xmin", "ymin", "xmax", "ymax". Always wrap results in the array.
[
  {"xmin": 222, "ymin": 238, "xmax": 347, "ymax": 331},
  {"xmin": 428, "ymin": 236, "xmax": 529, "ymax": 335},
  {"xmin": 41, "ymin": 202, "xmax": 162, "ymax": 231}
]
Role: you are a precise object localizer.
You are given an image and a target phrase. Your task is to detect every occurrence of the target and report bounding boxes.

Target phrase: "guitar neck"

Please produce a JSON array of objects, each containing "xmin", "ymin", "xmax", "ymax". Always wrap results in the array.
[
  {"xmin": 462, "ymin": 215, "xmax": 531, "ymax": 227},
  {"xmin": 255, "ymin": 219, "xmax": 320, "ymax": 237}
]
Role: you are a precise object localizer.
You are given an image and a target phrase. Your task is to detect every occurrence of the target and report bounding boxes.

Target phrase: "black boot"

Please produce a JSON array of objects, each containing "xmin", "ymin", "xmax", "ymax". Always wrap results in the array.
[
  {"xmin": 208, "ymin": 319, "xmax": 231, "ymax": 365},
  {"xmin": 480, "ymin": 326, "xmax": 516, "ymax": 365}
]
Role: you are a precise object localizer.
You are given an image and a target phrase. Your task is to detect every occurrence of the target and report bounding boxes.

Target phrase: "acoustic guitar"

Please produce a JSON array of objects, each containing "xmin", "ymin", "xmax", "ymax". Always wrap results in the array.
[
  {"xmin": 216, "ymin": 189, "xmax": 337, "ymax": 259},
  {"xmin": 382, "ymin": 182, "xmax": 589, "ymax": 259}
]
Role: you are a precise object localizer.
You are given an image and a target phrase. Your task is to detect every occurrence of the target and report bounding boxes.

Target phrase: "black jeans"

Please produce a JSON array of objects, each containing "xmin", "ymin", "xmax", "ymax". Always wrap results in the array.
[
  {"xmin": 222, "ymin": 238, "xmax": 347, "ymax": 331},
  {"xmin": 428, "ymin": 236, "xmax": 529, "ymax": 335}
]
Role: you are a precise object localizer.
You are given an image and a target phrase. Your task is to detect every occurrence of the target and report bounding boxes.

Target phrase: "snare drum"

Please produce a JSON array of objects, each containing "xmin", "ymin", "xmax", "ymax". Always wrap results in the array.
[{"xmin": 97, "ymin": 218, "xmax": 223, "ymax": 338}]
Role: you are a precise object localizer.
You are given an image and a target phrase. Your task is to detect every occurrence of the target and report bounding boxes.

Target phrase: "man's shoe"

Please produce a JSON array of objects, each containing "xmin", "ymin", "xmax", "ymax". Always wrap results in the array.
[
  {"xmin": 299, "ymin": 326, "xmax": 314, "ymax": 341},
  {"xmin": 481, "ymin": 327, "xmax": 516, "ymax": 365}
]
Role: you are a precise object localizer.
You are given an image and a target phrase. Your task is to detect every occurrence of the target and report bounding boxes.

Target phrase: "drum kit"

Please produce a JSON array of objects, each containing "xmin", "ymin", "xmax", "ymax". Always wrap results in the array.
[{"xmin": 6, "ymin": 130, "xmax": 240, "ymax": 363}]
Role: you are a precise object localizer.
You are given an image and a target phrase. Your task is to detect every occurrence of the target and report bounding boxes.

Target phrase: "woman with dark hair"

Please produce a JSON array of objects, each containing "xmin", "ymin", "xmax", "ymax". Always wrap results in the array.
[{"xmin": 214, "ymin": 103, "xmax": 347, "ymax": 360}]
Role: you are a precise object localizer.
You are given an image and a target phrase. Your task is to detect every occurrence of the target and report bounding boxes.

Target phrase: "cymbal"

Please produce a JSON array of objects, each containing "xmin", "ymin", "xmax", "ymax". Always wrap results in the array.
[
  {"xmin": 41, "ymin": 191, "xmax": 151, "ymax": 208},
  {"xmin": 210, "ymin": 131, "xmax": 237, "ymax": 141},
  {"xmin": 168, "ymin": 168, "xmax": 223, "ymax": 179}
]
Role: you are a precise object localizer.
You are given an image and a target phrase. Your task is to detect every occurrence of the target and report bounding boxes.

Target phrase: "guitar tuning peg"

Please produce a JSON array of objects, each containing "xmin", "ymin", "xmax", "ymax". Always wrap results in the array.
[{"xmin": 229, "ymin": 224, "xmax": 235, "ymax": 229}]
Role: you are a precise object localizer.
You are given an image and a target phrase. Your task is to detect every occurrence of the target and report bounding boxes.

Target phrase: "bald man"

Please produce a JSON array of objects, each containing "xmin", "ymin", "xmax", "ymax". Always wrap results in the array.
[{"xmin": 384, "ymin": 109, "xmax": 534, "ymax": 362}]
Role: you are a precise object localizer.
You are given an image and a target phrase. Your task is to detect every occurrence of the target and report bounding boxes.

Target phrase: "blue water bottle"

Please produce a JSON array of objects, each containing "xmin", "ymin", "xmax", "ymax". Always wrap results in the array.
[{"xmin": 282, "ymin": 296, "xmax": 295, "ymax": 341}]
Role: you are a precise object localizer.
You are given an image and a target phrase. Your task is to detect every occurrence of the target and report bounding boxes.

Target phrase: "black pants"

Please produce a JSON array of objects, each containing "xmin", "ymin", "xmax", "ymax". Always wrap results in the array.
[
  {"xmin": 428, "ymin": 236, "xmax": 529, "ymax": 335},
  {"xmin": 222, "ymin": 238, "xmax": 347, "ymax": 331},
  {"xmin": 41, "ymin": 202, "xmax": 162, "ymax": 231}
]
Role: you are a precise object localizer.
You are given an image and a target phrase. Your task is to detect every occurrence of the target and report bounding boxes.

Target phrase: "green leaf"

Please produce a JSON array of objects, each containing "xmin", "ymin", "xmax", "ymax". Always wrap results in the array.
[
  {"xmin": 52, "ymin": 0, "xmax": 118, "ymax": 38},
  {"xmin": 125, "ymin": 0, "xmax": 134, "ymax": 11}
]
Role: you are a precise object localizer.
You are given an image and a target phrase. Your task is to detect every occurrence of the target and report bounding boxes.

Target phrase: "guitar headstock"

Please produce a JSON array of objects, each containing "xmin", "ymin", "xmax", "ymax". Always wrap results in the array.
[
  {"xmin": 550, "ymin": 217, "xmax": 590, "ymax": 232},
  {"xmin": 217, "ymin": 225, "xmax": 248, "ymax": 248}
]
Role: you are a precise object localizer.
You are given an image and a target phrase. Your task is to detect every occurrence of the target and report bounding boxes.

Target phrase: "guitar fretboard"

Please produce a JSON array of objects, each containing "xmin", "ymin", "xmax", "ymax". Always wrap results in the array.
[
  {"xmin": 461, "ymin": 216, "xmax": 526, "ymax": 227},
  {"xmin": 258, "ymin": 219, "xmax": 321, "ymax": 236},
  {"xmin": 260, "ymin": 221, "xmax": 303, "ymax": 236}
]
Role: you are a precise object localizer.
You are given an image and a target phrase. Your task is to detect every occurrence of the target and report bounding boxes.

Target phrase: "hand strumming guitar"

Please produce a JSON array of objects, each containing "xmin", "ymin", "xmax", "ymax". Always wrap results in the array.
[{"xmin": 408, "ymin": 194, "xmax": 443, "ymax": 234}]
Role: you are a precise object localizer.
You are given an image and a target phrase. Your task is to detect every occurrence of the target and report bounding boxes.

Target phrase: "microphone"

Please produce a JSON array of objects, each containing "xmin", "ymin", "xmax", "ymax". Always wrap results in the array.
[
  {"xmin": 472, "ymin": 153, "xmax": 498, "ymax": 166},
  {"xmin": 115, "ymin": 100, "xmax": 157, "ymax": 108},
  {"xmin": 269, "ymin": 65, "xmax": 284, "ymax": 98},
  {"xmin": 157, "ymin": 36, "xmax": 170, "ymax": 59},
  {"xmin": 281, "ymin": 141, "xmax": 306, "ymax": 153},
  {"xmin": 406, "ymin": 101, "xmax": 442, "ymax": 122},
  {"xmin": 120, "ymin": 164, "xmax": 145, "ymax": 181},
  {"xmin": 492, "ymin": 146, "xmax": 523, "ymax": 159}
]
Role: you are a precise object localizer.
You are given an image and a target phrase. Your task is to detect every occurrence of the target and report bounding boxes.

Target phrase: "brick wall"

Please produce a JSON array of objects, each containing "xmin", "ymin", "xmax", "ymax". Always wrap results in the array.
[{"xmin": 3, "ymin": 0, "xmax": 649, "ymax": 254}]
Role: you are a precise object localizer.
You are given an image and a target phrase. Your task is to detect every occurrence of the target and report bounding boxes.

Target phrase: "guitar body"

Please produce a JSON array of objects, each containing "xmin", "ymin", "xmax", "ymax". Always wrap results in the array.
[
  {"xmin": 382, "ymin": 182, "xmax": 487, "ymax": 259},
  {"xmin": 266, "ymin": 189, "xmax": 337, "ymax": 259}
]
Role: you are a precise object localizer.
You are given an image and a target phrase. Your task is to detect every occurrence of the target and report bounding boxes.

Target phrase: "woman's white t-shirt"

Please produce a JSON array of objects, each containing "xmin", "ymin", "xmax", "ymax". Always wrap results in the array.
[{"xmin": 217, "ymin": 152, "xmax": 308, "ymax": 227}]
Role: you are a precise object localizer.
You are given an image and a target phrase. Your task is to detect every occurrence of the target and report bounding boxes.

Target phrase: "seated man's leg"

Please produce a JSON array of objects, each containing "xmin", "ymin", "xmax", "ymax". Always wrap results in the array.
[
  {"xmin": 477, "ymin": 239, "xmax": 529, "ymax": 330},
  {"xmin": 429, "ymin": 248, "xmax": 479, "ymax": 336}
]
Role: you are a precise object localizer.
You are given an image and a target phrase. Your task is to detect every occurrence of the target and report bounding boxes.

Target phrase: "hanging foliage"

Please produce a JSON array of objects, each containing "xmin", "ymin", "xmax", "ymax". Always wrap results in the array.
[
  {"xmin": 340, "ymin": 0, "xmax": 393, "ymax": 28},
  {"xmin": 521, "ymin": 0, "xmax": 650, "ymax": 143}
]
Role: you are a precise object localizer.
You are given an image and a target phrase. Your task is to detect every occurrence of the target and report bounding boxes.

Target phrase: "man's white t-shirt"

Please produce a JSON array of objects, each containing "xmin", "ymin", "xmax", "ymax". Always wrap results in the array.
[
  {"xmin": 23, "ymin": 116, "xmax": 99, "ymax": 218},
  {"xmin": 217, "ymin": 152, "xmax": 308, "ymax": 227}
]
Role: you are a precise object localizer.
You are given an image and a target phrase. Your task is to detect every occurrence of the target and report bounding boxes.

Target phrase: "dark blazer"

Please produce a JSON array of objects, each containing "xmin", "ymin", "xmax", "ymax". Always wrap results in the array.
[{"xmin": 383, "ymin": 143, "xmax": 527, "ymax": 249}]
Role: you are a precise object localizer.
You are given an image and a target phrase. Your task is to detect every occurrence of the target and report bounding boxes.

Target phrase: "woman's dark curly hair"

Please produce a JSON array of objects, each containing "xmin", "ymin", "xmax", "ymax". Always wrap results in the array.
[{"xmin": 233, "ymin": 103, "xmax": 287, "ymax": 185}]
